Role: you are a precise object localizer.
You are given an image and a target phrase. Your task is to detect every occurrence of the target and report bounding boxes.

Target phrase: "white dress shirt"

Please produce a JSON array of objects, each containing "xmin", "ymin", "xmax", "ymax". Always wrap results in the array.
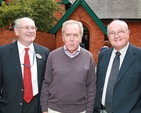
[{"xmin": 17, "ymin": 41, "xmax": 38, "ymax": 96}]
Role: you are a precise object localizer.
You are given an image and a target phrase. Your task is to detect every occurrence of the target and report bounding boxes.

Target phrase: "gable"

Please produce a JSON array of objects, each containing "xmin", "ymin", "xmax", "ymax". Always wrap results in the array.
[{"xmin": 49, "ymin": 0, "xmax": 107, "ymax": 34}]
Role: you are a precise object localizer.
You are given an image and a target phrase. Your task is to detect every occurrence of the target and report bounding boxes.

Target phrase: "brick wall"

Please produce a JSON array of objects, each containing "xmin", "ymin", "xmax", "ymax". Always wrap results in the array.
[
  {"xmin": 127, "ymin": 21, "xmax": 141, "ymax": 47},
  {"xmin": 1, "ymin": 4, "xmax": 141, "ymax": 63},
  {"xmin": 0, "ymin": 30, "xmax": 56, "ymax": 51}
]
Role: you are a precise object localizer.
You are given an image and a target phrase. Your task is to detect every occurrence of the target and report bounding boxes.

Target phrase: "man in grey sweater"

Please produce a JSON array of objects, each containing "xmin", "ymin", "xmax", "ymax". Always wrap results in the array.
[{"xmin": 40, "ymin": 20, "xmax": 96, "ymax": 113}]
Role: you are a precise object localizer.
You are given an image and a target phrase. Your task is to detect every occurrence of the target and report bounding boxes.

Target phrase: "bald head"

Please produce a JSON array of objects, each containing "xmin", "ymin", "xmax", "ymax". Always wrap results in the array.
[{"xmin": 107, "ymin": 20, "xmax": 128, "ymax": 34}]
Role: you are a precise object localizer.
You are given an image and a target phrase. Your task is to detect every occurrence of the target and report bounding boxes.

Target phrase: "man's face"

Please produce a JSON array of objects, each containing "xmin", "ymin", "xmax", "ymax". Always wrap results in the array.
[
  {"xmin": 62, "ymin": 23, "xmax": 82, "ymax": 54},
  {"xmin": 14, "ymin": 18, "xmax": 37, "ymax": 46},
  {"xmin": 107, "ymin": 21, "xmax": 130, "ymax": 50}
]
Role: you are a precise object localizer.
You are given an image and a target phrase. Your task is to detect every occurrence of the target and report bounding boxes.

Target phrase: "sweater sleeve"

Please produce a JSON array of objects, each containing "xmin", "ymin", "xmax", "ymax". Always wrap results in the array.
[
  {"xmin": 40, "ymin": 53, "xmax": 53, "ymax": 112},
  {"xmin": 86, "ymin": 55, "xmax": 97, "ymax": 113}
]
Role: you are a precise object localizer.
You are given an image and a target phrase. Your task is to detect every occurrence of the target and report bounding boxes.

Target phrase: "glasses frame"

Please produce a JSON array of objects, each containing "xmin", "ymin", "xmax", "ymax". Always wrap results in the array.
[
  {"xmin": 108, "ymin": 30, "xmax": 128, "ymax": 37},
  {"xmin": 17, "ymin": 26, "xmax": 38, "ymax": 31}
]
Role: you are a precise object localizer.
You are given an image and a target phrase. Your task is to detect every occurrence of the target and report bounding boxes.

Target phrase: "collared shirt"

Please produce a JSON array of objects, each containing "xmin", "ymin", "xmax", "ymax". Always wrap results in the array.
[
  {"xmin": 17, "ymin": 41, "xmax": 38, "ymax": 96},
  {"xmin": 64, "ymin": 45, "xmax": 80, "ymax": 58},
  {"xmin": 101, "ymin": 42, "xmax": 129, "ymax": 105}
]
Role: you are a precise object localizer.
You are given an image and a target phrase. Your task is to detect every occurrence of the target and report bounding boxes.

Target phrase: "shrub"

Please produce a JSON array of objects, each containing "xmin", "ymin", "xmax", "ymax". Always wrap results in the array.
[{"xmin": 0, "ymin": 0, "xmax": 63, "ymax": 32}]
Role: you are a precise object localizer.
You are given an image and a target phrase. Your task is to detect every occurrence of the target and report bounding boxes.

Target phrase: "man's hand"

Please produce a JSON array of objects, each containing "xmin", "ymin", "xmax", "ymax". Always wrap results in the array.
[{"xmin": 43, "ymin": 112, "xmax": 48, "ymax": 113}]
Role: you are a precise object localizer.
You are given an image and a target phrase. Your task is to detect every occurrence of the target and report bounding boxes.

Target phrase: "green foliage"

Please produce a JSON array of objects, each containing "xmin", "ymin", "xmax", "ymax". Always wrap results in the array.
[{"xmin": 0, "ymin": 0, "xmax": 63, "ymax": 32}]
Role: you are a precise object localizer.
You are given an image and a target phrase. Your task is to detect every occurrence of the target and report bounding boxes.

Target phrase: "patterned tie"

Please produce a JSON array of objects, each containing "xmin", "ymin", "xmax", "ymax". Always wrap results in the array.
[
  {"xmin": 105, "ymin": 51, "xmax": 121, "ymax": 113},
  {"xmin": 23, "ymin": 48, "xmax": 33, "ymax": 103}
]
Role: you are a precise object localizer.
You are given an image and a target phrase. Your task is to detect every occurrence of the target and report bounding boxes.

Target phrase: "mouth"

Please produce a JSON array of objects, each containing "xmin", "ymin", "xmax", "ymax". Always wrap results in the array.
[
  {"xmin": 115, "ymin": 39, "xmax": 121, "ymax": 42},
  {"xmin": 69, "ymin": 44, "xmax": 75, "ymax": 46},
  {"xmin": 26, "ymin": 35, "xmax": 34, "ymax": 38}
]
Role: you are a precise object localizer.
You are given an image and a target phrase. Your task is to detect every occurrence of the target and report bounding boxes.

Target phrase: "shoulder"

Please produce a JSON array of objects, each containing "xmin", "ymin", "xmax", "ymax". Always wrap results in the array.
[
  {"xmin": 0, "ymin": 42, "xmax": 15, "ymax": 52},
  {"xmin": 49, "ymin": 47, "xmax": 64, "ymax": 57},
  {"xmin": 34, "ymin": 43, "xmax": 50, "ymax": 52},
  {"xmin": 100, "ymin": 47, "xmax": 108, "ymax": 51},
  {"xmin": 128, "ymin": 44, "xmax": 141, "ymax": 54},
  {"xmin": 80, "ymin": 48, "xmax": 94, "ymax": 58},
  {"xmin": 51, "ymin": 47, "xmax": 63, "ymax": 53},
  {"xmin": 99, "ymin": 48, "xmax": 112, "ymax": 58}
]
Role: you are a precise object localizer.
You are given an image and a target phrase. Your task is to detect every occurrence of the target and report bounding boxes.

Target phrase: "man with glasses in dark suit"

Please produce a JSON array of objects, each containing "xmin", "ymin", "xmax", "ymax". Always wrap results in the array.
[{"xmin": 0, "ymin": 17, "xmax": 50, "ymax": 113}]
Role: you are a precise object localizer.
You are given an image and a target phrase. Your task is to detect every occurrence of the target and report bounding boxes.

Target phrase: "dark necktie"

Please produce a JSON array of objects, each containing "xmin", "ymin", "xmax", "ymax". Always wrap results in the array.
[
  {"xmin": 105, "ymin": 51, "xmax": 121, "ymax": 113},
  {"xmin": 23, "ymin": 48, "xmax": 33, "ymax": 103}
]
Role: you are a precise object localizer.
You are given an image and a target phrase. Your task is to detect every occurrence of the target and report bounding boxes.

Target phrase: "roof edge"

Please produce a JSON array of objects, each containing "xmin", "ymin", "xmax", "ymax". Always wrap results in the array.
[{"xmin": 49, "ymin": 0, "xmax": 107, "ymax": 34}]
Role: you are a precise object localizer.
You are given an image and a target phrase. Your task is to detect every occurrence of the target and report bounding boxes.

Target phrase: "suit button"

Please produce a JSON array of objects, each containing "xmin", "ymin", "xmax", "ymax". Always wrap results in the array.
[
  {"xmin": 21, "ymin": 89, "xmax": 24, "ymax": 91},
  {"xmin": 20, "ymin": 103, "xmax": 22, "ymax": 105},
  {"xmin": 98, "ymin": 109, "xmax": 100, "ymax": 111},
  {"xmin": 101, "ymin": 88, "xmax": 103, "ymax": 90},
  {"xmin": 99, "ymin": 99, "xmax": 101, "ymax": 101}
]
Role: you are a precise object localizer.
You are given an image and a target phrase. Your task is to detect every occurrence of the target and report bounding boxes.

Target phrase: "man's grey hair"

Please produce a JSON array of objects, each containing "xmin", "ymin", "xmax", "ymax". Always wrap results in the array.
[
  {"xmin": 14, "ymin": 17, "xmax": 35, "ymax": 28},
  {"xmin": 62, "ymin": 20, "xmax": 83, "ymax": 36}
]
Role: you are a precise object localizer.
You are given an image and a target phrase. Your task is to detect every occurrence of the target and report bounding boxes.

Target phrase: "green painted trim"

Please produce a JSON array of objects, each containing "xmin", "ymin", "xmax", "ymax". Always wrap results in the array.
[
  {"xmin": 57, "ymin": 0, "xmax": 70, "ymax": 4},
  {"xmin": 49, "ymin": 0, "xmax": 107, "ymax": 34},
  {"xmin": 0, "ymin": 0, "xmax": 3, "ymax": 4},
  {"xmin": 49, "ymin": 0, "xmax": 80, "ymax": 34}
]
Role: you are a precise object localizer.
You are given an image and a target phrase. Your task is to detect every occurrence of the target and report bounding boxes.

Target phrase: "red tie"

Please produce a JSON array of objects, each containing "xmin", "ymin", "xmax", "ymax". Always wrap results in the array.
[{"xmin": 23, "ymin": 48, "xmax": 33, "ymax": 103}]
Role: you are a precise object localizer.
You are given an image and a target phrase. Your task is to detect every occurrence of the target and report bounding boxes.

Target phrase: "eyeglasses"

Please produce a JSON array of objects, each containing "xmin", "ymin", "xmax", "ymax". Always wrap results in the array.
[
  {"xmin": 18, "ymin": 26, "xmax": 38, "ymax": 31},
  {"xmin": 108, "ymin": 30, "xmax": 128, "ymax": 37}
]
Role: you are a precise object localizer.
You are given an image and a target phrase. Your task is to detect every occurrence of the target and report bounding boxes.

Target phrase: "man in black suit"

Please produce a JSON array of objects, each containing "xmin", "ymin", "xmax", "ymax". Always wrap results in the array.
[
  {"xmin": 0, "ymin": 17, "xmax": 50, "ymax": 113},
  {"xmin": 94, "ymin": 20, "xmax": 141, "ymax": 113},
  {"xmin": 82, "ymin": 34, "xmax": 89, "ymax": 50}
]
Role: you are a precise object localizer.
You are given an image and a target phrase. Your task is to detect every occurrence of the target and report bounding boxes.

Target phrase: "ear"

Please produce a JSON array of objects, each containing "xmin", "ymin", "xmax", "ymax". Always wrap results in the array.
[
  {"xmin": 62, "ymin": 34, "xmax": 65, "ymax": 42},
  {"xmin": 79, "ymin": 36, "xmax": 82, "ymax": 43},
  {"xmin": 128, "ymin": 30, "xmax": 130, "ymax": 35},
  {"xmin": 14, "ymin": 28, "xmax": 19, "ymax": 36}
]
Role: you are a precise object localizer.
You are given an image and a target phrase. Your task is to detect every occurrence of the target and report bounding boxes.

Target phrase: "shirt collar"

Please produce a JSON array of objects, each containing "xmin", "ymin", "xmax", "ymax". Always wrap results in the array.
[
  {"xmin": 63, "ymin": 45, "xmax": 80, "ymax": 58},
  {"xmin": 17, "ymin": 41, "xmax": 34, "ymax": 54},
  {"xmin": 113, "ymin": 42, "xmax": 129, "ymax": 56}
]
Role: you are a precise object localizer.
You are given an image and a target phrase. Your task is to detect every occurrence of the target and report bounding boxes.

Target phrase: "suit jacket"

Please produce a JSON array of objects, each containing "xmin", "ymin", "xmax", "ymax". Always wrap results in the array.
[
  {"xmin": 99, "ymin": 46, "xmax": 109, "ymax": 52},
  {"xmin": 0, "ymin": 41, "xmax": 50, "ymax": 113},
  {"xmin": 94, "ymin": 43, "xmax": 141, "ymax": 113},
  {"xmin": 82, "ymin": 38, "xmax": 89, "ymax": 50}
]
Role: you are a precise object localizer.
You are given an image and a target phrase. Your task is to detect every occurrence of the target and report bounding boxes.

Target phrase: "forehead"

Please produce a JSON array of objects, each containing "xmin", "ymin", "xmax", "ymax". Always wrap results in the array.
[
  {"xmin": 19, "ymin": 18, "xmax": 35, "ymax": 26},
  {"xmin": 64, "ymin": 23, "xmax": 80, "ymax": 32},
  {"xmin": 108, "ymin": 21, "xmax": 126, "ymax": 31}
]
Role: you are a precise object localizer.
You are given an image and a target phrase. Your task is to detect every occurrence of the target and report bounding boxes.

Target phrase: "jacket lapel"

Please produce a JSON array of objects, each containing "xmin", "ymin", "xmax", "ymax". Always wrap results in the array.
[
  {"xmin": 10, "ymin": 42, "xmax": 23, "ymax": 82},
  {"xmin": 100, "ymin": 49, "xmax": 113, "ymax": 84},
  {"xmin": 33, "ymin": 44, "xmax": 42, "ymax": 85},
  {"xmin": 115, "ymin": 44, "xmax": 136, "ymax": 84}
]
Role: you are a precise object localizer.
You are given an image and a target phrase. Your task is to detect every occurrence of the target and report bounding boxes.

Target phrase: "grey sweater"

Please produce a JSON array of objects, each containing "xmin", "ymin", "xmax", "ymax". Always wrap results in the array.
[{"xmin": 40, "ymin": 47, "xmax": 96, "ymax": 113}]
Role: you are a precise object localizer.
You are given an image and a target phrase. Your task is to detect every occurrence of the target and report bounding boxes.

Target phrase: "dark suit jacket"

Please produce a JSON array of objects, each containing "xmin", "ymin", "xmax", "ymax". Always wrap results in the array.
[
  {"xmin": 94, "ymin": 43, "xmax": 141, "ymax": 113},
  {"xmin": 0, "ymin": 41, "xmax": 50, "ymax": 113},
  {"xmin": 82, "ymin": 38, "xmax": 89, "ymax": 50},
  {"xmin": 99, "ymin": 46, "xmax": 109, "ymax": 52}
]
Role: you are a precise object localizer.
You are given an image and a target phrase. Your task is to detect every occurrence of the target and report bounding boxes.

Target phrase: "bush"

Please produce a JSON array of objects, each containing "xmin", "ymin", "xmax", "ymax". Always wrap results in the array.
[{"xmin": 0, "ymin": 0, "xmax": 63, "ymax": 32}]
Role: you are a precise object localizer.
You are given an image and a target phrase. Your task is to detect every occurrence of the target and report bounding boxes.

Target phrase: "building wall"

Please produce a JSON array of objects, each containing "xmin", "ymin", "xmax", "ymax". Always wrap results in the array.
[
  {"xmin": 1, "ymin": 6, "xmax": 141, "ymax": 63},
  {"xmin": 127, "ymin": 21, "xmax": 141, "ymax": 47}
]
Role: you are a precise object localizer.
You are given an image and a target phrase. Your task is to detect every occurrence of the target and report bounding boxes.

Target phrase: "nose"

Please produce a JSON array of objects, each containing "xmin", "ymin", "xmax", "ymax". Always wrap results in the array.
[
  {"xmin": 114, "ymin": 33, "xmax": 120, "ymax": 38},
  {"xmin": 70, "ymin": 35, "xmax": 74, "ymax": 41}
]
